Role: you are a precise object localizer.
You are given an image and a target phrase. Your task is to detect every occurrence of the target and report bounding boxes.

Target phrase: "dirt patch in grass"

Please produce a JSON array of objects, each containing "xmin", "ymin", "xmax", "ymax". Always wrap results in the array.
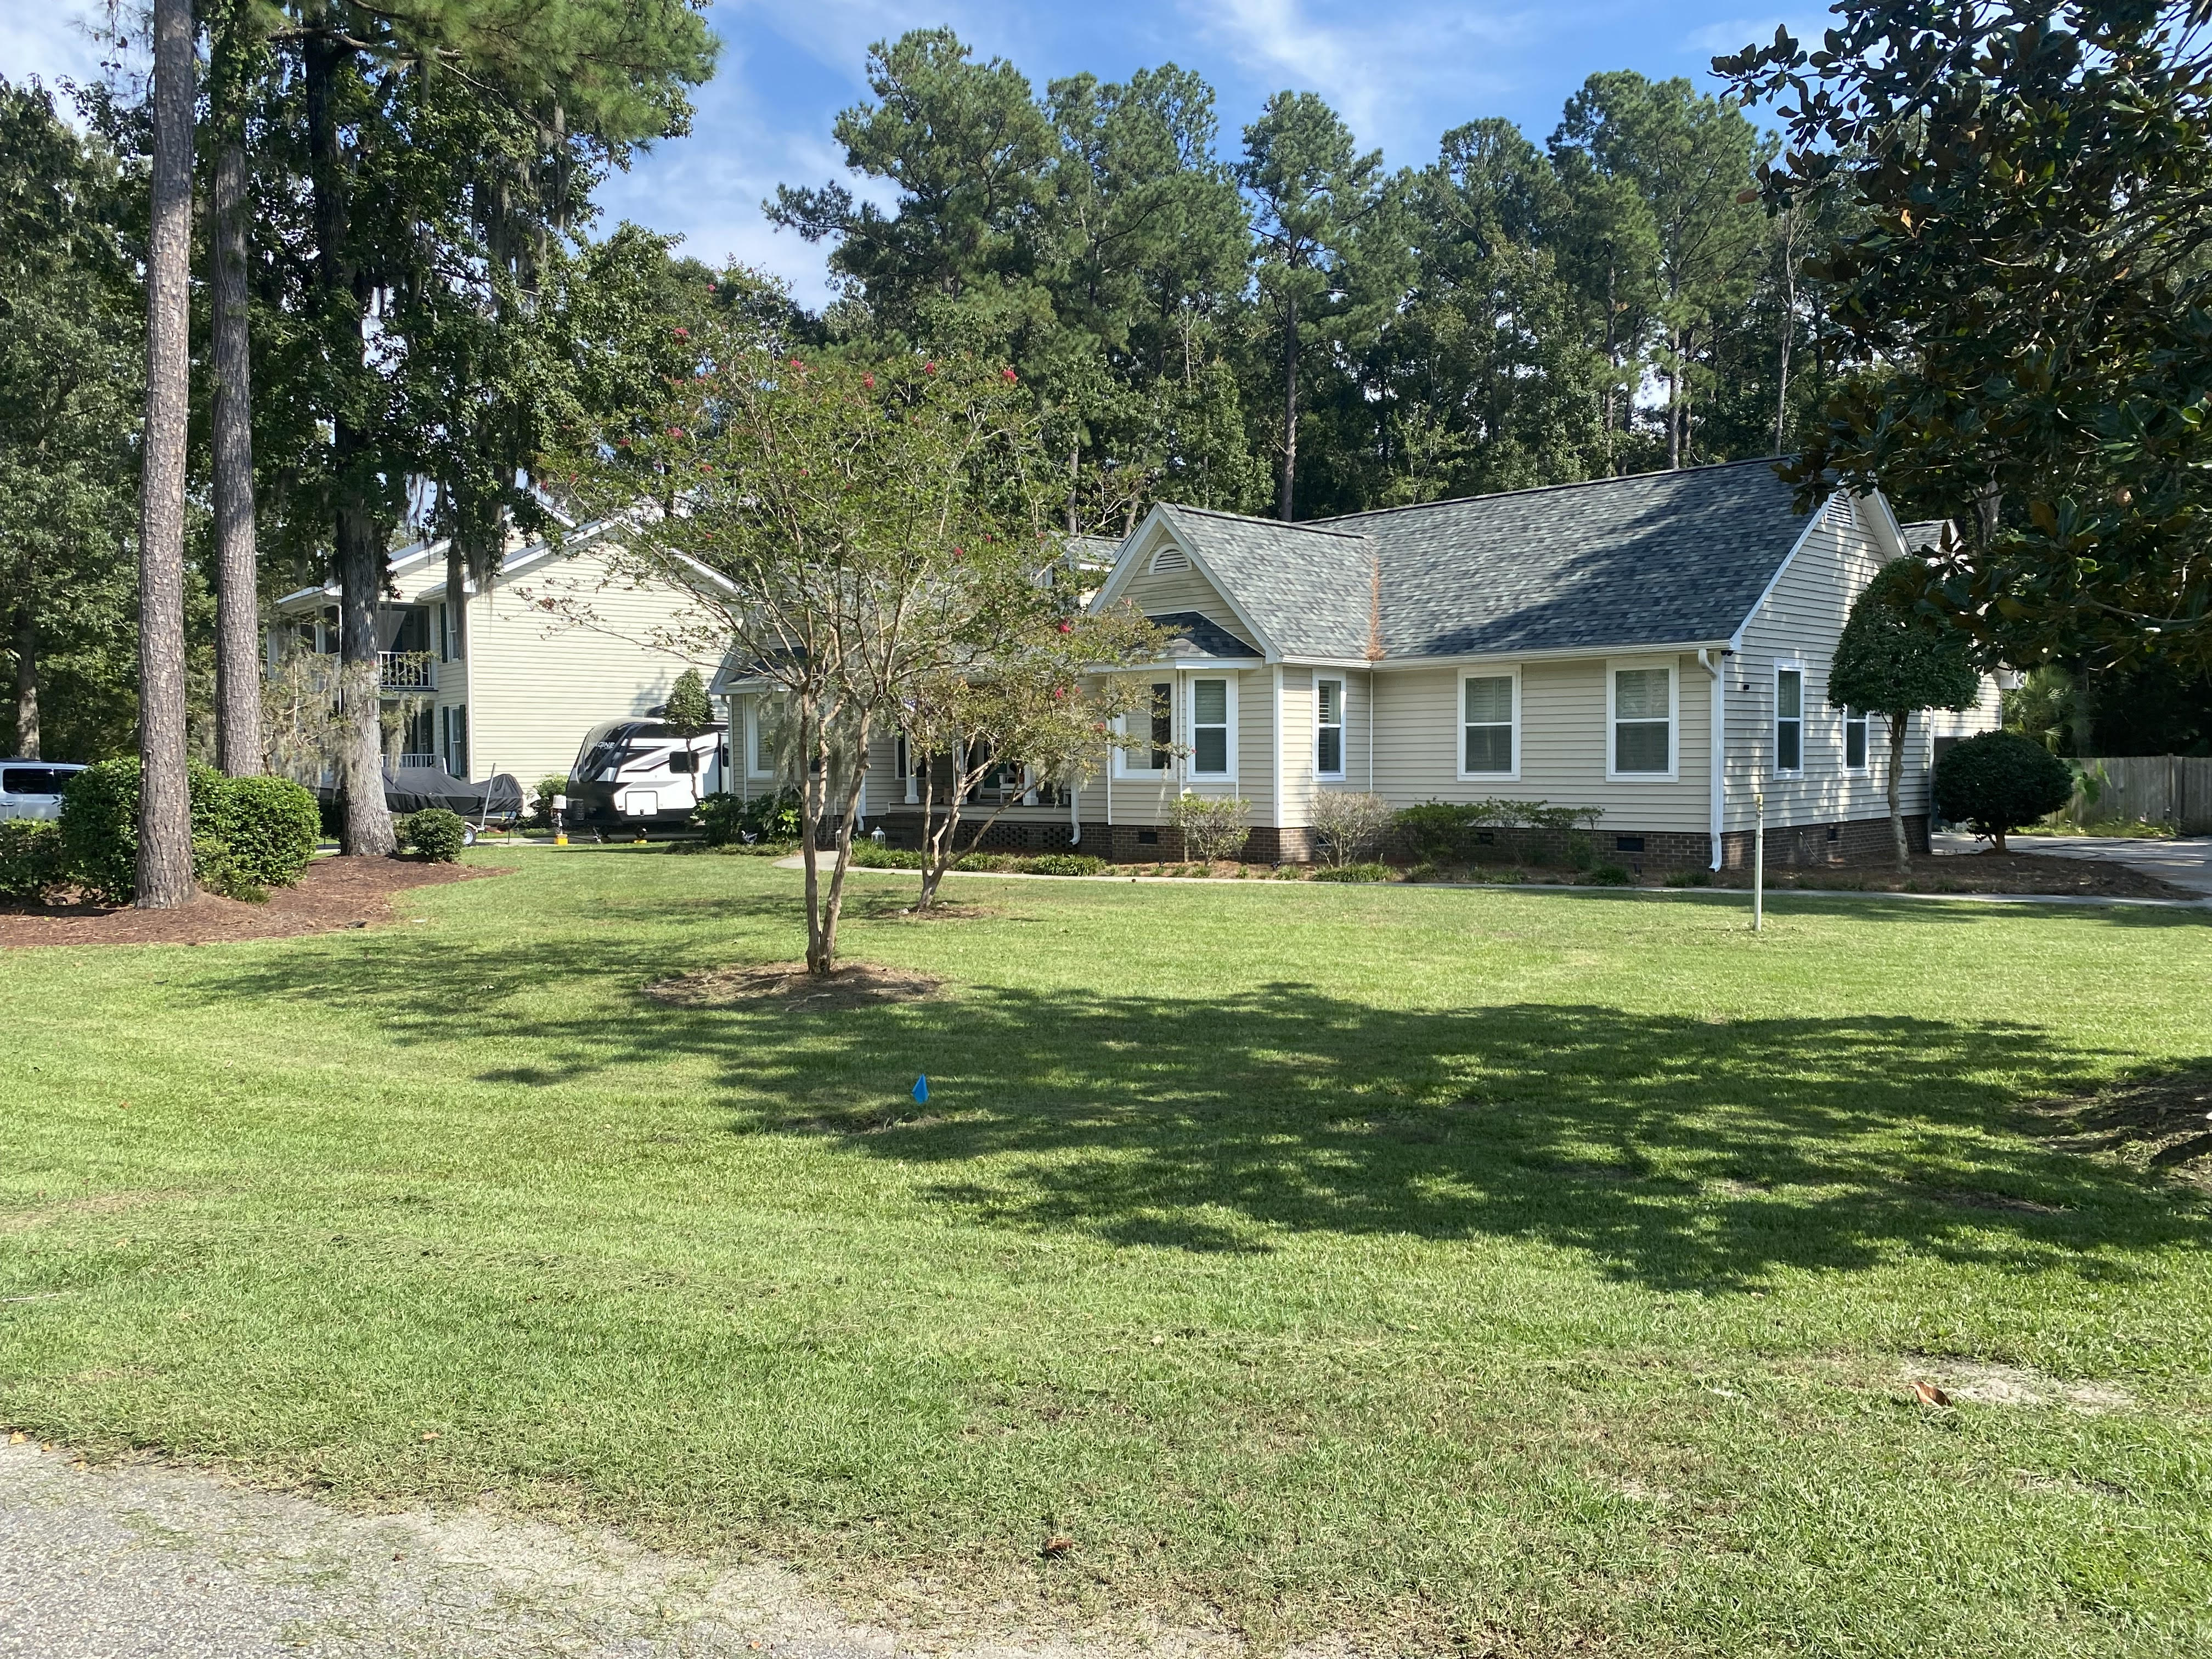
[
  {"xmin": 645, "ymin": 960, "xmax": 943, "ymax": 1012},
  {"xmin": 2029, "ymin": 1071, "xmax": 2212, "ymax": 1180},
  {"xmin": 0, "ymin": 857, "xmax": 504, "ymax": 950},
  {"xmin": 1901, "ymin": 1359, "xmax": 2136, "ymax": 1413}
]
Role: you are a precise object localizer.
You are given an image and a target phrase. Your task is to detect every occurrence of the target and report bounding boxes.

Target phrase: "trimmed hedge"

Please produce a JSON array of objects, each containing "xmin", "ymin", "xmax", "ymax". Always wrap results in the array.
[
  {"xmin": 399, "ymin": 807, "xmax": 468, "ymax": 862},
  {"xmin": 50, "ymin": 760, "xmax": 320, "ymax": 904},
  {"xmin": 0, "ymin": 820, "xmax": 64, "ymax": 903},
  {"xmin": 210, "ymin": 775, "xmax": 320, "ymax": 890},
  {"xmin": 1932, "ymin": 730, "xmax": 2074, "ymax": 845}
]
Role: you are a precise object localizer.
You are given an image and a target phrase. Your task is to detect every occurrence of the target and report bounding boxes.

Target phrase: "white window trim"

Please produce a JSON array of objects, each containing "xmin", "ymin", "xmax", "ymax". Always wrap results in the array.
[
  {"xmin": 1112, "ymin": 676, "xmax": 1176, "ymax": 780},
  {"xmin": 1187, "ymin": 673, "xmax": 1237, "ymax": 782},
  {"xmin": 1456, "ymin": 665, "xmax": 1522, "ymax": 782},
  {"xmin": 1773, "ymin": 657, "xmax": 1807, "ymax": 780},
  {"xmin": 1314, "ymin": 675, "xmax": 1346, "ymax": 780},
  {"xmin": 743, "ymin": 696, "xmax": 776, "ymax": 779},
  {"xmin": 1842, "ymin": 703, "xmax": 1871, "ymax": 776},
  {"xmin": 1606, "ymin": 657, "xmax": 1679, "ymax": 782}
]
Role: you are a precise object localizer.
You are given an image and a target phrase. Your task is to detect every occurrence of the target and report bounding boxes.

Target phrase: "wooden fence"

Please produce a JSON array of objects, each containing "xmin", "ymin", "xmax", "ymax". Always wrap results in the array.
[{"xmin": 2052, "ymin": 755, "xmax": 2212, "ymax": 833}]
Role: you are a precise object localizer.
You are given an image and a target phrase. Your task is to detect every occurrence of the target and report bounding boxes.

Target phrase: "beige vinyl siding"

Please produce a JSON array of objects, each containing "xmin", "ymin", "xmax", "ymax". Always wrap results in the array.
[
  {"xmin": 1278, "ymin": 667, "xmax": 1316, "ymax": 827},
  {"xmin": 461, "ymin": 545, "xmax": 720, "ymax": 786},
  {"xmin": 1353, "ymin": 658, "xmax": 1712, "ymax": 833},
  {"xmin": 1726, "ymin": 500, "xmax": 1999, "ymax": 831}
]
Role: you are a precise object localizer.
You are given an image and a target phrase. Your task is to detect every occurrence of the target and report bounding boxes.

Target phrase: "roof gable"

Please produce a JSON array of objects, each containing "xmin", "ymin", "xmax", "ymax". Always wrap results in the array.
[{"xmin": 1133, "ymin": 462, "xmax": 1831, "ymax": 662}]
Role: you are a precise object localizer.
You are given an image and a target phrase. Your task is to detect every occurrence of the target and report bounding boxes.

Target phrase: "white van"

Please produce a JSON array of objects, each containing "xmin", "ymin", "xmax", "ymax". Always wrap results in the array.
[{"xmin": 0, "ymin": 761, "xmax": 85, "ymax": 822}]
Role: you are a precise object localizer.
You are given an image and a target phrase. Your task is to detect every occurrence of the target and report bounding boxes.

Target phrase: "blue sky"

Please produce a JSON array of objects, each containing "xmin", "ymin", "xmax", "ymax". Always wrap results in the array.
[{"xmin": 7, "ymin": 2, "xmax": 1826, "ymax": 307}]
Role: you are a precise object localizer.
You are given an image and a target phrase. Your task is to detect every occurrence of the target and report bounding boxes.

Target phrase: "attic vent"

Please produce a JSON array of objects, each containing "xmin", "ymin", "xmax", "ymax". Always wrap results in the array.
[{"xmin": 1149, "ymin": 546, "xmax": 1190, "ymax": 575}]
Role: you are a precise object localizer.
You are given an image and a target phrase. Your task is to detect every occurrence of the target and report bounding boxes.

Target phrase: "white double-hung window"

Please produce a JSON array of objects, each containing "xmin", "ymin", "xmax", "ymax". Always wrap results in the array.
[
  {"xmin": 1609, "ymin": 661, "xmax": 1676, "ymax": 779},
  {"xmin": 1843, "ymin": 706, "xmax": 1870, "ymax": 772},
  {"xmin": 1189, "ymin": 676, "xmax": 1234, "ymax": 777},
  {"xmin": 1459, "ymin": 670, "xmax": 1518, "ymax": 778},
  {"xmin": 1315, "ymin": 677, "xmax": 1345, "ymax": 778},
  {"xmin": 1774, "ymin": 662, "xmax": 1805, "ymax": 776}
]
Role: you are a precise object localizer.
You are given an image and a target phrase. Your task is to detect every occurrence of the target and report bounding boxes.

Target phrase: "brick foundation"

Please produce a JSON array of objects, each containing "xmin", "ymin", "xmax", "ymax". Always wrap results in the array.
[{"xmin": 1718, "ymin": 812, "xmax": 1928, "ymax": 871}]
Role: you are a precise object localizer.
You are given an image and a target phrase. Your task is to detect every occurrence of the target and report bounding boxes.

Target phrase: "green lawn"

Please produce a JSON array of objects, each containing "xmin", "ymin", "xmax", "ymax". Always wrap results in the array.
[{"xmin": 4, "ymin": 851, "xmax": 2210, "ymax": 1657}]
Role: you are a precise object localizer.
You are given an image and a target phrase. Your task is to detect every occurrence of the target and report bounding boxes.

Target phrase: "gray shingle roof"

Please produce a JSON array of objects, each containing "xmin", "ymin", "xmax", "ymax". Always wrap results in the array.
[
  {"xmin": 1150, "ymin": 460, "xmax": 1818, "ymax": 661},
  {"xmin": 1144, "ymin": 610, "xmax": 1261, "ymax": 662}
]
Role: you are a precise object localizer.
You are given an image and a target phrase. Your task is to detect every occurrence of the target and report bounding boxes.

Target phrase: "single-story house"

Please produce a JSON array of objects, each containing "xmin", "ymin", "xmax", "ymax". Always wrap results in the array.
[
  {"xmin": 269, "ymin": 516, "xmax": 723, "ymax": 790},
  {"xmin": 733, "ymin": 459, "xmax": 1997, "ymax": 871}
]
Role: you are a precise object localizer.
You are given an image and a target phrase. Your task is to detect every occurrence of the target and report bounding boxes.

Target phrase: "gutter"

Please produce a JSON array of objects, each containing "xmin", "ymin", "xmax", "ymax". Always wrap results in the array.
[{"xmin": 1698, "ymin": 647, "xmax": 1728, "ymax": 870}]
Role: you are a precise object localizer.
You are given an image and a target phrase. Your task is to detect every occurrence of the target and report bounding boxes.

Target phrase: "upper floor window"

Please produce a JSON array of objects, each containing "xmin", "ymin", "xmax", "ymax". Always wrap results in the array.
[
  {"xmin": 1190, "ymin": 677, "xmax": 1231, "ymax": 776},
  {"xmin": 1843, "ymin": 706, "xmax": 1869, "ymax": 772},
  {"xmin": 1316, "ymin": 678, "xmax": 1345, "ymax": 777},
  {"xmin": 1461, "ymin": 672, "xmax": 1517, "ymax": 776},
  {"xmin": 1610, "ymin": 663, "xmax": 1675, "ymax": 778},
  {"xmin": 1775, "ymin": 664, "xmax": 1804, "ymax": 775}
]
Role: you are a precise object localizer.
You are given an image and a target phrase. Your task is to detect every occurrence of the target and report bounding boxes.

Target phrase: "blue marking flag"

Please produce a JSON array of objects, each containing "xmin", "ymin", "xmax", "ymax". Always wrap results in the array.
[{"xmin": 912, "ymin": 1074, "xmax": 929, "ymax": 1104}]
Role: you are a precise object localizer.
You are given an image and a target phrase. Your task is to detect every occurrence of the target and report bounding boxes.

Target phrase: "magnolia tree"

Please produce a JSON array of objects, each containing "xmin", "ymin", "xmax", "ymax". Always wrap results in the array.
[
  {"xmin": 573, "ymin": 323, "xmax": 1073, "ymax": 974},
  {"xmin": 898, "ymin": 584, "xmax": 1158, "ymax": 909},
  {"xmin": 1829, "ymin": 557, "xmax": 1982, "ymax": 872}
]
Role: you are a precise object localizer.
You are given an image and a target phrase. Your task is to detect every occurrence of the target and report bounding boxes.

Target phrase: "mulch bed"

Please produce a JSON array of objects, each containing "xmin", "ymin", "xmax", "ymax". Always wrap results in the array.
[
  {"xmin": 0, "ymin": 856, "xmax": 505, "ymax": 950},
  {"xmin": 1703, "ymin": 849, "xmax": 2193, "ymax": 900},
  {"xmin": 645, "ymin": 960, "xmax": 943, "ymax": 1012}
]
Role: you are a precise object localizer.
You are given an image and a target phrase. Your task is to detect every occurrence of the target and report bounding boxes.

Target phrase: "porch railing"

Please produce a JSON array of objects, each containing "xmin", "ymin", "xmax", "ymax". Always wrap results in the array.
[{"xmin": 379, "ymin": 651, "xmax": 436, "ymax": 693}]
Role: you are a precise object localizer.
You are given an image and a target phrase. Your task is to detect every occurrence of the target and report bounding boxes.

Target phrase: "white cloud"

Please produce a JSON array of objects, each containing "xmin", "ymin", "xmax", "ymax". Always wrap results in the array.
[
  {"xmin": 1187, "ymin": 0, "xmax": 1539, "ymax": 161},
  {"xmin": 1, "ymin": 4, "xmax": 139, "ymax": 101},
  {"xmin": 1685, "ymin": 13, "xmax": 1833, "ymax": 58}
]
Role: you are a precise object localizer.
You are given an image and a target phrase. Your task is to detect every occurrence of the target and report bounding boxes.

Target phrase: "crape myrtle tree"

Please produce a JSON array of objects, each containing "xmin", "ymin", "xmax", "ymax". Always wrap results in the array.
[
  {"xmin": 1719, "ymin": 0, "xmax": 2212, "ymax": 672},
  {"xmin": 1829, "ymin": 557, "xmax": 1983, "ymax": 871},
  {"xmin": 572, "ymin": 324, "xmax": 1075, "ymax": 976},
  {"xmin": 896, "ymin": 568, "xmax": 1156, "ymax": 911}
]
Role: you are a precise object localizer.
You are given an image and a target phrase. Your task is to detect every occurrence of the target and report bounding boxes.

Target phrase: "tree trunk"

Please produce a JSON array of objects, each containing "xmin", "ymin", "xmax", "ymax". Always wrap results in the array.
[
  {"xmin": 1278, "ymin": 294, "xmax": 1299, "ymax": 522},
  {"xmin": 445, "ymin": 541, "xmax": 468, "ymax": 663},
  {"xmin": 916, "ymin": 743, "xmax": 947, "ymax": 910},
  {"xmin": 11, "ymin": 610, "xmax": 37, "ymax": 759},
  {"xmin": 135, "ymin": 0, "xmax": 196, "ymax": 909},
  {"xmin": 336, "ymin": 510, "xmax": 396, "ymax": 853},
  {"xmin": 212, "ymin": 136, "xmax": 263, "ymax": 777},
  {"xmin": 1887, "ymin": 710, "xmax": 1910, "ymax": 873},
  {"xmin": 307, "ymin": 19, "xmax": 395, "ymax": 856}
]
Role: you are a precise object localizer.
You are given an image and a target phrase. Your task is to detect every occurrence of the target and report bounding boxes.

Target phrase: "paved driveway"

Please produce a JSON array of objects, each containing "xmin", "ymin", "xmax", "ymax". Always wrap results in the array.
[{"xmin": 1936, "ymin": 832, "xmax": 2212, "ymax": 896}]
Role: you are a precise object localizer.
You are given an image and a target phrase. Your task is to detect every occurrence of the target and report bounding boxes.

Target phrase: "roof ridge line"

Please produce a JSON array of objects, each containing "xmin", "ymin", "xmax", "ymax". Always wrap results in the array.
[
  {"xmin": 1160, "ymin": 503, "xmax": 1372, "ymax": 540},
  {"xmin": 1309, "ymin": 456, "xmax": 1794, "ymax": 525}
]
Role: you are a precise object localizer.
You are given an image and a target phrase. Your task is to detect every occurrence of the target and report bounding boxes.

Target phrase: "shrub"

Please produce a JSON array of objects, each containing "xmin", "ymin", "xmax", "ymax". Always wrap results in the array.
[
  {"xmin": 1663, "ymin": 867, "xmax": 1713, "ymax": 888},
  {"xmin": 1392, "ymin": 798, "xmax": 1604, "ymax": 863},
  {"xmin": 400, "ymin": 807, "xmax": 468, "ymax": 862},
  {"xmin": 210, "ymin": 775, "xmax": 319, "ymax": 891},
  {"xmin": 59, "ymin": 757, "xmax": 229, "ymax": 905},
  {"xmin": 848, "ymin": 838, "xmax": 926, "ymax": 869},
  {"xmin": 662, "ymin": 667, "xmax": 714, "ymax": 733},
  {"xmin": 697, "ymin": 791, "xmax": 742, "ymax": 845},
  {"xmin": 1167, "ymin": 793, "xmax": 1251, "ymax": 862},
  {"xmin": 1027, "ymin": 853, "xmax": 1107, "ymax": 876},
  {"xmin": 1313, "ymin": 861, "xmax": 1391, "ymax": 883},
  {"xmin": 531, "ymin": 774, "xmax": 569, "ymax": 828},
  {"xmin": 742, "ymin": 788, "xmax": 803, "ymax": 843},
  {"xmin": 1310, "ymin": 791, "xmax": 1395, "ymax": 867},
  {"xmin": 1932, "ymin": 730, "xmax": 2075, "ymax": 851},
  {"xmin": 1584, "ymin": 863, "xmax": 1633, "ymax": 885},
  {"xmin": 0, "ymin": 820, "xmax": 64, "ymax": 903}
]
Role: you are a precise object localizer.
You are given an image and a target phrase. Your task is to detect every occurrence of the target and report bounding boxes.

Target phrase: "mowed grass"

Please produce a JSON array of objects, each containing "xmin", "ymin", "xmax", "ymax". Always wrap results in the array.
[{"xmin": 4, "ymin": 851, "xmax": 2211, "ymax": 1657}]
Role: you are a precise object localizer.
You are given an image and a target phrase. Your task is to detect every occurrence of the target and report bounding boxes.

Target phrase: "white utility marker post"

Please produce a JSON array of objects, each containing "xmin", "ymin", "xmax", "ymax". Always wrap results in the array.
[{"xmin": 1752, "ymin": 786, "xmax": 1765, "ymax": 932}]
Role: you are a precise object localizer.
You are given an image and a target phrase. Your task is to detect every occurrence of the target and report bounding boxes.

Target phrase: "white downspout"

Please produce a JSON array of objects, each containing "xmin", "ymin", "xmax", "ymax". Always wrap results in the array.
[
  {"xmin": 1367, "ymin": 669, "xmax": 1376, "ymax": 793},
  {"xmin": 1700, "ymin": 648, "xmax": 1725, "ymax": 870}
]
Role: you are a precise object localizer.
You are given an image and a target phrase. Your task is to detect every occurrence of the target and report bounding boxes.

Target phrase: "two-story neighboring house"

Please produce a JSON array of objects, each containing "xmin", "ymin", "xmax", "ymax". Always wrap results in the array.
[
  {"xmin": 730, "ymin": 461, "xmax": 1997, "ymax": 870},
  {"xmin": 269, "ymin": 516, "xmax": 722, "ymax": 790}
]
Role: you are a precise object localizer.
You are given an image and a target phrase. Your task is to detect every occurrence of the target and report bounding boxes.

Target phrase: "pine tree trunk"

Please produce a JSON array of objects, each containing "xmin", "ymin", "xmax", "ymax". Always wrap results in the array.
[
  {"xmin": 135, "ymin": 0, "xmax": 196, "ymax": 909},
  {"xmin": 1278, "ymin": 295, "xmax": 1299, "ymax": 522},
  {"xmin": 1887, "ymin": 710, "xmax": 1910, "ymax": 873},
  {"xmin": 307, "ymin": 20, "xmax": 395, "ymax": 857},
  {"xmin": 212, "ymin": 136, "xmax": 263, "ymax": 777},
  {"xmin": 11, "ymin": 610, "xmax": 36, "ymax": 759}
]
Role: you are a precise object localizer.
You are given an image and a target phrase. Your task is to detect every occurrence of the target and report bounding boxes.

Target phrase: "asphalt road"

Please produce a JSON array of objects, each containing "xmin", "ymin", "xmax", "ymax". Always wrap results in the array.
[{"xmin": 0, "ymin": 1441, "xmax": 1154, "ymax": 1659}]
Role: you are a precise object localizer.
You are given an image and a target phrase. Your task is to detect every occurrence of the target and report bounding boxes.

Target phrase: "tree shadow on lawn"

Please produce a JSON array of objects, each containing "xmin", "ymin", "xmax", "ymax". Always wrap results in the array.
[{"xmin": 191, "ymin": 916, "xmax": 2211, "ymax": 1293}]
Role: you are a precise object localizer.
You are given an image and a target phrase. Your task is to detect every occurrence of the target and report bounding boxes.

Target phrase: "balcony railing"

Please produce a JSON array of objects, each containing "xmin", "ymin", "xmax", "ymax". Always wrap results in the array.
[
  {"xmin": 379, "ymin": 651, "xmax": 436, "ymax": 693},
  {"xmin": 396, "ymin": 753, "xmax": 444, "ymax": 770}
]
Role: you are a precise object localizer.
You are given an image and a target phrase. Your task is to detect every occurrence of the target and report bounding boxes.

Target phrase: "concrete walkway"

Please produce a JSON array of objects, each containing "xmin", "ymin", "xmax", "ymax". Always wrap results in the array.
[
  {"xmin": 0, "ymin": 1441, "xmax": 1172, "ymax": 1659},
  {"xmin": 1934, "ymin": 832, "xmax": 2212, "ymax": 896}
]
